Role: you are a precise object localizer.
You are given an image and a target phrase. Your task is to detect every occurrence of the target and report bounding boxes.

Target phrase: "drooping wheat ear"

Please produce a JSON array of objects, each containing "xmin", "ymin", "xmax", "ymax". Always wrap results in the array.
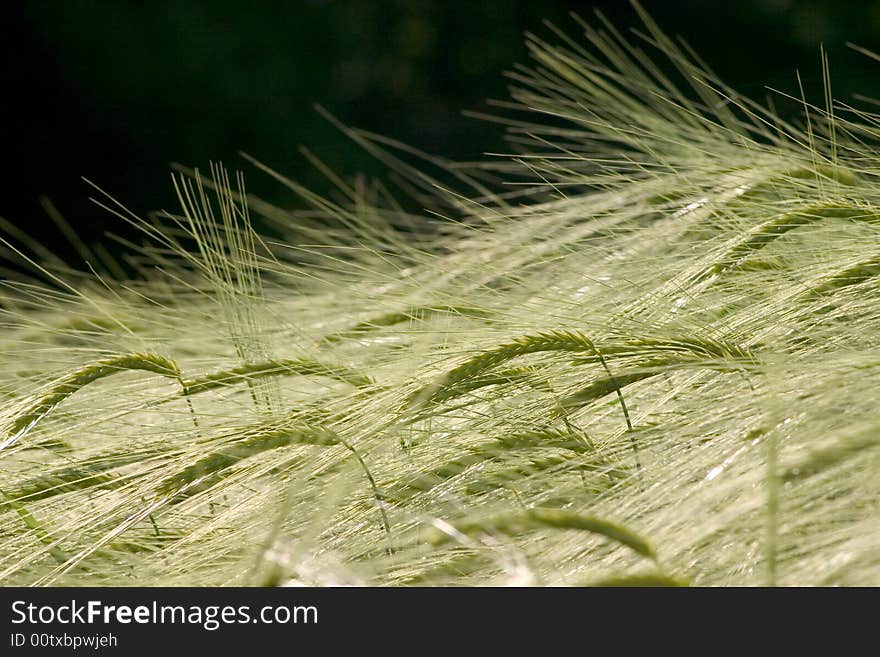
[
  {"xmin": 733, "ymin": 164, "xmax": 859, "ymax": 203},
  {"xmin": 425, "ymin": 507, "xmax": 655, "ymax": 559},
  {"xmin": 323, "ymin": 305, "xmax": 495, "ymax": 343},
  {"xmin": 780, "ymin": 422, "xmax": 880, "ymax": 484},
  {"xmin": 5, "ymin": 353, "xmax": 183, "ymax": 447},
  {"xmin": 2, "ymin": 451, "xmax": 152, "ymax": 506},
  {"xmin": 157, "ymin": 421, "xmax": 392, "ymax": 550},
  {"xmin": 409, "ymin": 331, "xmax": 602, "ymax": 407},
  {"xmin": 404, "ymin": 332, "xmax": 636, "ymax": 461},
  {"xmin": 699, "ymin": 202, "xmax": 880, "ymax": 282},
  {"xmin": 555, "ymin": 353, "xmax": 755, "ymax": 416},
  {"xmin": 799, "ymin": 254, "xmax": 880, "ymax": 301},
  {"xmin": 180, "ymin": 358, "xmax": 374, "ymax": 394},
  {"xmin": 410, "ymin": 330, "xmax": 755, "ymax": 408},
  {"xmin": 156, "ymin": 422, "xmax": 339, "ymax": 496},
  {"xmin": 407, "ymin": 330, "xmax": 754, "ymax": 468},
  {"xmin": 392, "ymin": 427, "xmax": 627, "ymax": 502},
  {"xmin": 400, "ymin": 366, "xmax": 544, "ymax": 425},
  {"xmin": 0, "ymin": 490, "xmax": 68, "ymax": 564}
]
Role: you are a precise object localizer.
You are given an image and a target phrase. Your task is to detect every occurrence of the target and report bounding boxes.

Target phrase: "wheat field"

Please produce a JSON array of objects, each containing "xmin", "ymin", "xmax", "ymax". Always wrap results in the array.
[{"xmin": 1, "ymin": 4, "xmax": 878, "ymax": 587}]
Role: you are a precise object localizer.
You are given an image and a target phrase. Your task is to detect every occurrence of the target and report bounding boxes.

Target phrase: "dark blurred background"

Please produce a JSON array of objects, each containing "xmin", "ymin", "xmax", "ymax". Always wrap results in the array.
[{"xmin": 2, "ymin": 0, "xmax": 880, "ymax": 268}]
